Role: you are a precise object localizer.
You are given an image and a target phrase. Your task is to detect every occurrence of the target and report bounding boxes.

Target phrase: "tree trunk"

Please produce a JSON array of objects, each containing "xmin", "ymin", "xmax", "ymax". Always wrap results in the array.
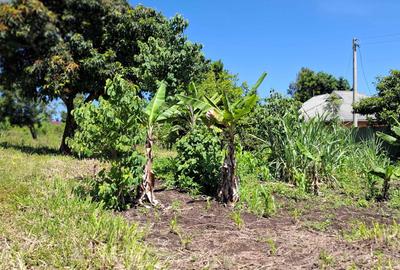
[
  {"xmin": 59, "ymin": 98, "xmax": 76, "ymax": 154},
  {"xmin": 218, "ymin": 128, "xmax": 239, "ymax": 206},
  {"xmin": 138, "ymin": 127, "xmax": 159, "ymax": 206},
  {"xmin": 28, "ymin": 124, "xmax": 37, "ymax": 139}
]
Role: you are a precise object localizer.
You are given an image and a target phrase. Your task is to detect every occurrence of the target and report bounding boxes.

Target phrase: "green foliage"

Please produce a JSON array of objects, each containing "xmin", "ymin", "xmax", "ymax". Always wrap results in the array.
[
  {"xmin": 288, "ymin": 67, "xmax": 350, "ymax": 102},
  {"xmin": 0, "ymin": 87, "xmax": 49, "ymax": 139},
  {"xmin": 173, "ymin": 125, "xmax": 223, "ymax": 195},
  {"xmin": 69, "ymin": 76, "xmax": 144, "ymax": 159},
  {"xmin": 0, "ymin": 145, "xmax": 157, "ymax": 269},
  {"xmin": 368, "ymin": 164, "xmax": 400, "ymax": 201},
  {"xmin": 354, "ymin": 70, "xmax": 400, "ymax": 126},
  {"xmin": 237, "ymin": 147, "xmax": 271, "ymax": 181},
  {"xmin": 238, "ymin": 92, "xmax": 301, "ymax": 150},
  {"xmin": 238, "ymin": 175, "xmax": 276, "ymax": 217},
  {"xmin": 0, "ymin": 1, "xmax": 207, "ymax": 151},
  {"xmin": 237, "ymin": 149, "xmax": 276, "ymax": 217},
  {"xmin": 69, "ymin": 76, "xmax": 145, "ymax": 210},
  {"xmin": 87, "ymin": 152, "xmax": 145, "ymax": 210},
  {"xmin": 268, "ymin": 116, "xmax": 351, "ymax": 192},
  {"xmin": 230, "ymin": 210, "xmax": 245, "ymax": 229}
]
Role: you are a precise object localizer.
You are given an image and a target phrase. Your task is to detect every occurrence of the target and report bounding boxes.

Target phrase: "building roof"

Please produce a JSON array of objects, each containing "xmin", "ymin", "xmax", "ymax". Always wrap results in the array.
[{"xmin": 300, "ymin": 91, "xmax": 373, "ymax": 122}]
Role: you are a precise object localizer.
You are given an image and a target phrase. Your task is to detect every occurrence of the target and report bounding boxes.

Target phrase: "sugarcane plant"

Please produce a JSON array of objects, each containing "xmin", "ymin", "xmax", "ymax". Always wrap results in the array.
[{"xmin": 179, "ymin": 73, "xmax": 267, "ymax": 205}]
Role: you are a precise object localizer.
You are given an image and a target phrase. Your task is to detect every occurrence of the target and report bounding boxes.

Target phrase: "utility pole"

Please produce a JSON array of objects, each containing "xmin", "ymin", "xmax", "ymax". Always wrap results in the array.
[{"xmin": 352, "ymin": 38, "xmax": 359, "ymax": 127}]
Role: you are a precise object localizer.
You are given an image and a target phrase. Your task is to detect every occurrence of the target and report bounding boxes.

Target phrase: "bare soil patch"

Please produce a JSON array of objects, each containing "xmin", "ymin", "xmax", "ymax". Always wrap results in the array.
[{"xmin": 123, "ymin": 186, "xmax": 400, "ymax": 269}]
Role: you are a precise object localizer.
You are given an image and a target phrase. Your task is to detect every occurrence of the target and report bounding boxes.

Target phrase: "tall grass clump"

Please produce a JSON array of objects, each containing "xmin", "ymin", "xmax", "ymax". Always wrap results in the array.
[
  {"xmin": 237, "ymin": 149, "xmax": 276, "ymax": 216},
  {"xmin": 269, "ymin": 116, "xmax": 352, "ymax": 194}
]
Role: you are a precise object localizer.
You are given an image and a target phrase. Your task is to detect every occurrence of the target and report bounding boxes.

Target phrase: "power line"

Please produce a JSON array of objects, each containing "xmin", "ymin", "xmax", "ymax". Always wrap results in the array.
[
  {"xmin": 359, "ymin": 32, "xmax": 400, "ymax": 40},
  {"xmin": 362, "ymin": 38, "xmax": 400, "ymax": 46},
  {"xmin": 358, "ymin": 46, "xmax": 371, "ymax": 93}
]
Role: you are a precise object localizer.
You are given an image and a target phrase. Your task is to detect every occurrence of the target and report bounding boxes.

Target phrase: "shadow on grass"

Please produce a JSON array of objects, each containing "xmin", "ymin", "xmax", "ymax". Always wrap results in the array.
[{"xmin": 0, "ymin": 142, "xmax": 61, "ymax": 156}]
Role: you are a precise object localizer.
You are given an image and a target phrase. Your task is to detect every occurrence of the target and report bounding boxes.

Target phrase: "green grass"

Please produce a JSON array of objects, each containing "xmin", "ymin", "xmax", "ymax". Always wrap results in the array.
[
  {"xmin": 343, "ymin": 220, "xmax": 400, "ymax": 248},
  {"xmin": 0, "ymin": 122, "xmax": 64, "ymax": 151},
  {"xmin": 0, "ymin": 126, "xmax": 159, "ymax": 269}
]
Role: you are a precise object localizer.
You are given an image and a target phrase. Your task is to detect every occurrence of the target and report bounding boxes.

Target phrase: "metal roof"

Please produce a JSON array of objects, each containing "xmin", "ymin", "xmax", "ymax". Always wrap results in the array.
[{"xmin": 300, "ymin": 91, "xmax": 373, "ymax": 121}]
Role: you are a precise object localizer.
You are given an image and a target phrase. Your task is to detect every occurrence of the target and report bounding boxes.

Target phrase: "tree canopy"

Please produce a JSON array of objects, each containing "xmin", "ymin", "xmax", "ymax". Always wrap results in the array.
[
  {"xmin": 354, "ymin": 70, "xmax": 400, "ymax": 126},
  {"xmin": 0, "ymin": 86, "xmax": 48, "ymax": 139},
  {"xmin": 0, "ymin": 0, "xmax": 208, "ymax": 153},
  {"xmin": 288, "ymin": 67, "xmax": 351, "ymax": 102}
]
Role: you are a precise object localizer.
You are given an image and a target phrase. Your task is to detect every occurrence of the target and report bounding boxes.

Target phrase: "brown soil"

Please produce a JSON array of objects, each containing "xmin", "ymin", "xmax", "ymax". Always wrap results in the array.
[{"xmin": 123, "ymin": 186, "xmax": 400, "ymax": 269}]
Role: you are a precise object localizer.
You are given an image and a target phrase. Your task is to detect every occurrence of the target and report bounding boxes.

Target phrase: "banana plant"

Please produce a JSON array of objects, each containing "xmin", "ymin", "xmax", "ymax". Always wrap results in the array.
[
  {"xmin": 159, "ymin": 82, "xmax": 221, "ymax": 134},
  {"xmin": 179, "ymin": 72, "xmax": 267, "ymax": 205},
  {"xmin": 373, "ymin": 117, "xmax": 400, "ymax": 201},
  {"xmin": 138, "ymin": 82, "xmax": 171, "ymax": 206},
  {"xmin": 369, "ymin": 165, "xmax": 400, "ymax": 201},
  {"xmin": 377, "ymin": 117, "xmax": 400, "ymax": 145}
]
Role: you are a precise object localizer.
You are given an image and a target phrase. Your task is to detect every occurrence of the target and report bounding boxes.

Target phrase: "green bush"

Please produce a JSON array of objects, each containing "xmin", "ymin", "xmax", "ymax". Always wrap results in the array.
[
  {"xmin": 69, "ymin": 76, "xmax": 145, "ymax": 210},
  {"xmin": 173, "ymin": 125, "xmax": 223, "ymax": 195},
  {"xmin": 88, "ymin": 153, "xmax": 145, "ymax": 210},
  {"xmin": 237, "ymin": 146, "xmax": 271, "ymax": 181}
]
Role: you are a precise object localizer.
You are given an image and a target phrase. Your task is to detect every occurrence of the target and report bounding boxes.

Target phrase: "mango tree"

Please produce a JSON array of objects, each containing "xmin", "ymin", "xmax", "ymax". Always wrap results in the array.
[{"xmin": 180, "ymin": 73, "xmax": 267, "ymax": 205}]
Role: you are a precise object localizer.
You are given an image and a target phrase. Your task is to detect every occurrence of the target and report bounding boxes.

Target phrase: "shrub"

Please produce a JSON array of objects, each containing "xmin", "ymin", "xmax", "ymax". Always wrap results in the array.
[
  {"xmin": 88, "ymin": 153, "xmax": 145, "ymax": 210},
  {"xmin": 173, "ymin": 125, "xmax": 223, "ymax": 195},
  {"xmin": 69, "ymin": 76, "xmax": 145, "ymax": 210}
]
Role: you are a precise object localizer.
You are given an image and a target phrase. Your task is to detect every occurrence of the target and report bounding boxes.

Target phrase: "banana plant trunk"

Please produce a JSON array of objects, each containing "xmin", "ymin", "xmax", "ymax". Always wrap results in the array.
[
  {"xmin": 218, "ymin": 127, "xmax": 239, "ymax": 206},
  {"xmin": 139, "ymin": 127, "xmax": 158, "ymax": 206}
]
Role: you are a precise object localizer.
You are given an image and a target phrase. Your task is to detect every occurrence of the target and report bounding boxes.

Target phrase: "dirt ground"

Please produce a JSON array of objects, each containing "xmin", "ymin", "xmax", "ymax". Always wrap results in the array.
[{"xmin": 123, "ymin": 185, "xmax": 400, "ymax": 270}]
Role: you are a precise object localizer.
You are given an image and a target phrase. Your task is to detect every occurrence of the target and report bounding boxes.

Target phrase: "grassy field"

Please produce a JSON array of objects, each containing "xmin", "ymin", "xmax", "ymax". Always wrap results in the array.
[
  {"xmin": 0, "ymin": 124, "xmax": 159, "ymax": 269},
  {"xmin": 1, "ymin": 124, "xmax": 400, "ymax": 269}
]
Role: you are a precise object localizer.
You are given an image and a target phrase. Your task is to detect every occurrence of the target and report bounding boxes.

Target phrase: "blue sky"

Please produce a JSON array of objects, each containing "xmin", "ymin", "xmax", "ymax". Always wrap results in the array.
[{"xmin": 131, "ymin": 0, "xmax": 400, "ymax": 98}]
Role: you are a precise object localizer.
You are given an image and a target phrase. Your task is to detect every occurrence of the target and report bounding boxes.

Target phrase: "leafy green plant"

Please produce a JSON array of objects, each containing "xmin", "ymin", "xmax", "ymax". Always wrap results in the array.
[
  {"xmin": 369, "ymin": 165, "xmax": 400, "ymax": 201},
  {"xmin": 69, "ymin": 76, "xmax": 144, "ymax": 210},
  {"xmin": 173, "ymin": 125, "xmax": 223, "ymax": 195},
  {"xmin": 139, "ymin": 81, "xmax": 173, "ymax": 206},
  {"xmin": 269, "ymin": 115, "xmax": 352, "ymax": 194},
  {"xmin": 179, "ymin": 72, "xmax": 267, "ymax": 205},
  {"xmin": 239, "ymin": 175, "xmax": 276, "ymax": 217},
  {"xmin": 230, "ymin": 210, "xmax": 245, "ymax": 230}
]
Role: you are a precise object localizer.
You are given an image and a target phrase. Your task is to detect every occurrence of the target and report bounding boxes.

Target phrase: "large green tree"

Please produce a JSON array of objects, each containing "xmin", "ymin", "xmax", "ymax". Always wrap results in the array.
[
  {"xmin": 354, "ymin": 70, "xmax": 400, "ymax": 126},
  {"xmin": 0, "ymin": 86, "xmax": 48, "ymax": 139},
  {"xmin": 288, "ymin": 67, "xmax": 350, "ymax": 102},
  {"xmin": 0, "ymin": 0, "xmax": 207, "ymax": 153}
]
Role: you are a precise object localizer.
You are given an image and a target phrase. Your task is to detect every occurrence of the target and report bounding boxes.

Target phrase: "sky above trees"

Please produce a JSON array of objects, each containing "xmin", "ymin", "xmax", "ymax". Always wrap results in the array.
[{"xmin": 132, "ymin": 0, "xmax": 400, "ymax": 97}]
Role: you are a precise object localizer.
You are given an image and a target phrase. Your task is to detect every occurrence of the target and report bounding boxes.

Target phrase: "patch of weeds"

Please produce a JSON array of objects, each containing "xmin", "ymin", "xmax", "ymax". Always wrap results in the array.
[
  {"xmin": 389, "ymin": 189, "xmax": 400, "ymax": 209},
  {"xmin": 239, "ymin": 176, "xmax": 276, "ymax": 217},
  {"xmin": 319, "ymin": 249, "xmax": 335, "ymax": 269},
  {"xmin": 346, "ymin": 262, "xmax": 358, "ymax": 270},
  {"xmin": 171, "ymin": 199, "xmax": 182, "ymax": 214},
  {"xmin": 257, "ymin": 237, "xmax": 277, "ymax": 255},
  {"xmin": 170, "ymin": 215, "xmax": 180, "ymax": 235},
  {"xmin": 305, "ymin": 219, "xmax": 332, "ymax": 232},
  {"xmin": 270, "ymin": 182, "xmax": 309, "ymax": 201},
  {"xmin": 289, "ymin": 208, "xmax": 303, "ymax": 223},
  {"xmin": 357, "ymin": 198, "xmax": 370, "ymax": 208},
  {"xmin": 343, "ymin": 220, "xmax": 400, "ymax": 248},
  {"xmin": 373, "ymin": 251, "xmax": 396, "ymax": 270},
  {"xmin": 230, "ymin": 210, "xmax": 245, "ymax": 230},
  {"xmin": 205, "ymin": 197, "xmax": 212, "ymax": 211},
  {"xmin": 169, "ymin": 214, "xmax": 192, "ymax": 249}
]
